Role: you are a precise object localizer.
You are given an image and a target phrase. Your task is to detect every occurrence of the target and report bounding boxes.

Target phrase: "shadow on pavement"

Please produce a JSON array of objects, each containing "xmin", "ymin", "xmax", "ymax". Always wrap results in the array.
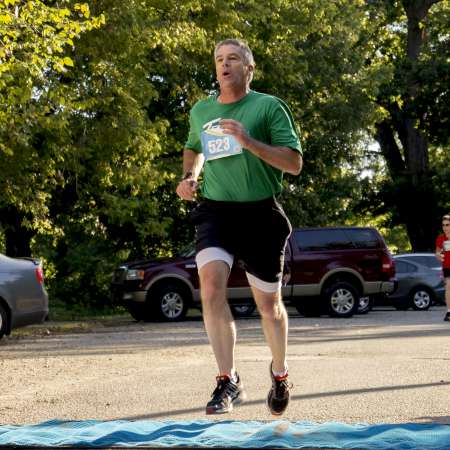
[{"xmin": 118, "ymin": 380, "xmax": 450, "ymax": 421}]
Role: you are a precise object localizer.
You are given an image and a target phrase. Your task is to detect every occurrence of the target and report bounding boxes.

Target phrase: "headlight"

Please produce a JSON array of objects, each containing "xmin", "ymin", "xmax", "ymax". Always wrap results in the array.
[{"xmin": 126, "ymin": 269, "xmax": 145, "ymax": 280}]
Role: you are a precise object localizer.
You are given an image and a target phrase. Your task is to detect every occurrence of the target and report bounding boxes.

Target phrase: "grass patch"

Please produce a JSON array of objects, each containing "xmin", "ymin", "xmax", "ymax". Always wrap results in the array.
[{"xmin": 48, "ymin": 298, "xmax": 128, "ymax": 322}]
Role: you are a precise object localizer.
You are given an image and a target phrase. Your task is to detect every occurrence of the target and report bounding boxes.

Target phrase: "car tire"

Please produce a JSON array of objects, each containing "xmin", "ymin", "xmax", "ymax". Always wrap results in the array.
[
  {"xmin": 150, "ymin": 283, "xmax": 189, "ymax": 322},
  {"xmin": 358, "ymin": 296, "xmax": 374, "ymax": 314},
  {"xmin": 230, "ymin": 304, "xmax": 256, "ymax": 318},
  {"xmin": 324, "ymin": 282, "xmax": 359, "ymax": 318},
  {"xmin": 0, "ymin": 303, "xmax": 8, "ymax": 339},
  {"xmin": 409, "ymin": 286, "xmax": 433, "ymax": 311}
]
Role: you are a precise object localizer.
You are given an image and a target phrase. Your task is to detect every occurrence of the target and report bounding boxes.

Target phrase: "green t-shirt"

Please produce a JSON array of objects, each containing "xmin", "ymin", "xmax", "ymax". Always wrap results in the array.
[{"xmin": 185, "ymin": 90, "xmax": 302, "ymax": 202}]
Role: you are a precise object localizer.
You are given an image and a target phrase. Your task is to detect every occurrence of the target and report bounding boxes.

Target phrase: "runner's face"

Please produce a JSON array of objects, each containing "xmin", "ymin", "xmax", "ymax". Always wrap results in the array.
[
  {"xmin": 215, "ymin": 44, "xmax": 251, "ymax": 91},
  {"xmin": 443, "ymin": 221, "xmax": 450, "ymax": 236}
]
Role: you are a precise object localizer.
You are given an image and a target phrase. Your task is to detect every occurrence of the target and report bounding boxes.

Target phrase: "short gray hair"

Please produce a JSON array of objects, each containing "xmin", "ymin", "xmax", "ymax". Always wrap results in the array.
[{"xmin": 214, "ymin": 39, "xmax": 255, "ymax": 67}]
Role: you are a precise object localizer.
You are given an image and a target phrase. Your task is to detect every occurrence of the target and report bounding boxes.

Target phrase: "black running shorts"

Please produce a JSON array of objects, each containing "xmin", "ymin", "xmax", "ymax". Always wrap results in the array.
[{"xmin": 190, "ymin": 197, "xmax": 292, "ymax": 283}]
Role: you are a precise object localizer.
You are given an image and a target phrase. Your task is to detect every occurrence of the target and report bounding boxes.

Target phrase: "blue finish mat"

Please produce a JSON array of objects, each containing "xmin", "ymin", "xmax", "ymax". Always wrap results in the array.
[{"xmin": 0, "ymin": 420, "xmax": 449, "ymax": 449}]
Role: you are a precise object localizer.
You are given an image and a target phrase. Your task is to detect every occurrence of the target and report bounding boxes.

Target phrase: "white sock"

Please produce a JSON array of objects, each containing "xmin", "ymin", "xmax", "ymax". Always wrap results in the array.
[{"xmin": 272, "ymin": 365, "xmax": 288, "ymax": 378}]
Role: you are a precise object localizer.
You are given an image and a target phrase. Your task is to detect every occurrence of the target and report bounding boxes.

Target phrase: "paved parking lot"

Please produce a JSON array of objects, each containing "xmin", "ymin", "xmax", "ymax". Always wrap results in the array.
[{"xmin": 1, "ymin": 306, "xmax": 449, "ymax": 425}]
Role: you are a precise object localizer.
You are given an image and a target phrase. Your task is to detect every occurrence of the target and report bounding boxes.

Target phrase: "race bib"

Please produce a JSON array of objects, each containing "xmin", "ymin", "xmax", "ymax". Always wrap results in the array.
[
  {"xmin": 443, "ymin": 240, "xmax": 450, "ymax": 252},
  {"xmin": 200, "ymin": 120, "xmax": 242, "ymax": 161}
]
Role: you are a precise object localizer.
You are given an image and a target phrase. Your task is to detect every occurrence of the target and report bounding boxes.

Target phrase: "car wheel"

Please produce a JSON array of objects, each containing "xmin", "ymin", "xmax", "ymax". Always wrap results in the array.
[
  {"xmin": 150, "ymin": 283, "xmax": 189, "ymax": 322},
  {"xmin": 409, "ymin": 287, "xmax": 433, "ymax": 311},
  {"xmin": 358, "ymin": 296, "xmax": 374, "ymax": 314},
  {"xmin": 230, "ymin": 304, "xmax": 256, "ymax": 318},
  {"xmin": 324, "ymin": 282, "xmax": 359, "ymax": 318},
  {"xmin": 0, "ymin": 304, "xmax": 8, "ymax": 339}
]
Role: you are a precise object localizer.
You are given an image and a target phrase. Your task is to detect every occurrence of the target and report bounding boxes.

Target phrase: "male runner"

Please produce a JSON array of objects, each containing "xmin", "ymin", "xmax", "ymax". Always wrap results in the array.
[{"xmin": 176, "ymin": 38, "xmax": 303, "ymax": 415}]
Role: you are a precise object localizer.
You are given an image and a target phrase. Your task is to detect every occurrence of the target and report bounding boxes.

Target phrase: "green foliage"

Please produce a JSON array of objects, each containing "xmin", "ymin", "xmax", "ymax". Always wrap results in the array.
[
  {"xmin": 431, "ymin": 146, "xmax": 450, "ymax": 213},
  {"xmin": 358, "ymin": 0, "xmax": 450, "ymax": 250},
  {"xmin": 0, "ymin": 0, "xmax": 104, "ymax": 226}
]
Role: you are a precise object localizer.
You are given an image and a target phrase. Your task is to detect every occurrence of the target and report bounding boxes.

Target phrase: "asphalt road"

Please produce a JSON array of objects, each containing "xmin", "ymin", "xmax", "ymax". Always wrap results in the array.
[{"xmin": 1, "ymin": 306, "xmax": 449, "ymax": 426}]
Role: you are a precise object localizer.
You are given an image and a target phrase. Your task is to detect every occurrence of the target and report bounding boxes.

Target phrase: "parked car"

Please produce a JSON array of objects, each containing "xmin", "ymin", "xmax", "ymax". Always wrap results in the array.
[
  {"xmin": 0, "ymin": 254, "xmax": 49, "ymax": 339},
  {"xmin": 111, "ymin": 227, "xmax": 396, "ymax": 321},
  {"xmin": 373, "ymin": 253, "xmax": 445, "ymax": 311}
]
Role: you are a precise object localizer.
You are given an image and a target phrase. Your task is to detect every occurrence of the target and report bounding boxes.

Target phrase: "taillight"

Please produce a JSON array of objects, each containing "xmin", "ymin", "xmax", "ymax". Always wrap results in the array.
[
  {"xmin": 382, "ymin": 254, "xmax": 395, "ymax": 277},
  {"xmin": 35, "ymin": 267, "xmax": 44, "ymax": 285}
]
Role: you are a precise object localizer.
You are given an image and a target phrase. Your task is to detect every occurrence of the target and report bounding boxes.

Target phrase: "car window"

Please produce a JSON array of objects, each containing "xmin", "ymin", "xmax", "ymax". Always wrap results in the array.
[
  {"xmin": 395, "ymin": 260, "xmax": 417, "ymax": 273},
  {"xmin": 345, "ymin": 229, "xmax": 379, "ymax": 249},
  {"xmin": 408, "ymin": 255, "xmax": 440, "ymax": 269},
  {"xmin": 294, "ymin": 229, "xmax": 354, "ymax": 251}
]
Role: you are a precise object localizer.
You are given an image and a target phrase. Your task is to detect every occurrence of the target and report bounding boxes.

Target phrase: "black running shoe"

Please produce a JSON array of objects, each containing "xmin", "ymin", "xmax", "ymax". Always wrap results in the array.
[
  {"xmin": 444, "ymin": 312, "xmax": 450, "ymax": 322},
  {"xmin": 206, "ymin": 374, "xmax": 246, "ymax": 414},
  {"xmin": 267, "ymin": 364, "xmax": 292, "ymax": 416}
]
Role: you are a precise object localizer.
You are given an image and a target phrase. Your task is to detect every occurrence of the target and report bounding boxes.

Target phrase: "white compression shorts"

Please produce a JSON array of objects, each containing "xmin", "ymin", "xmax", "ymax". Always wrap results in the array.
[{"xmin": 195, "ymin": 246, "xmax": 282, "ymax": 293}]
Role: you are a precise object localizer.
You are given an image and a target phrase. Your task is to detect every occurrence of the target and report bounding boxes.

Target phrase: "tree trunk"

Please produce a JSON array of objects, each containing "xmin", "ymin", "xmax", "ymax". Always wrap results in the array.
[
  {"xmin": 374, "ymin": 0, "xmax": 442, "ymax": 251},
  {"xmin": 374, "ymin": 121, "xmax": 405, "ymax": 177},
  {"xmin": 375, "ymin": 112, "xmax": 438, "ymax": 251},
  {"xmin": 375, "ymin": 120, "xmax": 436, "ymax": 251}
]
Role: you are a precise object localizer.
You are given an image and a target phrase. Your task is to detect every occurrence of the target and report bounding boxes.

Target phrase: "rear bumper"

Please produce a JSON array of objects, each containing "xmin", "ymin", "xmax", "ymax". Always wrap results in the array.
[
  {"xmin": 11, "ymin": 308, "xmax": 48, "ymax": 330},
  {"xmin": 382, "ymin": 280, "xmax": 397, "ymax": 294},
  {"xmin": 10, "ymin": 288, "xmax": 48, "ymax": 331},
  {"xmin": 364, "ymin": 280, "xmax": 397, "ymax": 295},
  {"xmin": 434, "ymin": 286, "xmax": 446, "ymax": 303}
]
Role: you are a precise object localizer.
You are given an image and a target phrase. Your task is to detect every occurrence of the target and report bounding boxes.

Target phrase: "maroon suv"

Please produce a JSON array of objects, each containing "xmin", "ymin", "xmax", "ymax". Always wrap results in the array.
[{"xmin": 111, "ymin": 227, "xmax": 396, "ymax": 321}]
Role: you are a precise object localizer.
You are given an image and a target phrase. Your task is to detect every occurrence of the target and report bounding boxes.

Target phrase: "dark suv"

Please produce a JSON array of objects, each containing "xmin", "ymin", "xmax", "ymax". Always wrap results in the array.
[{"xmin": 111, "ymin": 227, "xmax": 396, "ymax": 321}]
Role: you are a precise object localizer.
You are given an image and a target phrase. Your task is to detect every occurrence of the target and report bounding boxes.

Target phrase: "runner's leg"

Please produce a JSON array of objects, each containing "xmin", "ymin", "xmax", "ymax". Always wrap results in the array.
[
  {"xmin": 251, "ymin": 285, "xmax": 288, "ymax": 373},
  {"xmin": 199, "ymin": 260, "xmax": 236, "ymax": 375},
  {"xmin": 445, "ymin": 277, "xmax": 450, "ymax": 309}
]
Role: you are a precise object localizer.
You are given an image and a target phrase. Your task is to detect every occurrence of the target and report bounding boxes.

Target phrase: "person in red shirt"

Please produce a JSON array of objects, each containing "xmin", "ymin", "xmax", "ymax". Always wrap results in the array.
[{"xmin": 435, "ymin": 214, "xmax": 450, "ymax": 322}]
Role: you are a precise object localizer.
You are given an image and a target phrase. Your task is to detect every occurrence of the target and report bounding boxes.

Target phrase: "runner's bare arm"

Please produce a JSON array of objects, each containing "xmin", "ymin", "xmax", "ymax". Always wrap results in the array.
[
  {"xmin": 435, "ymin": 244, "xmax": 444, "ymax": 262},
  {"xmin": 219, "ymin": 119, "xmax": 302, "ymax": 175},
  {"xmin": 176, "ymin": 149, "xmax": 204, "ymax": 201}
]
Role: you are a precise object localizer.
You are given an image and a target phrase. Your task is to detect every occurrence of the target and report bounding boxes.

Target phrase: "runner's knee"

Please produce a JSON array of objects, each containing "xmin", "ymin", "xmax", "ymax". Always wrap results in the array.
[
  {"xmin": 201, "ymin": 283, "xmax": 227, "ymax": 305},
  {"xmin": 257, "ymin": 297, "xmax": 285, "ymax": 321}
]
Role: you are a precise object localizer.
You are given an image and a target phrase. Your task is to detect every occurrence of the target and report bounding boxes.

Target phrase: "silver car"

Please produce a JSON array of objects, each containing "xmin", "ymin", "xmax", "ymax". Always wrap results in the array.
[
  {"xmin": 387, "ymin": 253, "xmax": 445, "ymax": 310},
  {"xmin": 0, "ymin": 254, "xmax": 49, "ymax": 339}
]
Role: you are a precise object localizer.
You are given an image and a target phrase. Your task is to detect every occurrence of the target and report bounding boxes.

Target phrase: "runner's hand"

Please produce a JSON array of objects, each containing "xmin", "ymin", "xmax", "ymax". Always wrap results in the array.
[
  {"xmin": 176, "ymin": 177, "xmax": 198, "ymax": 201},
  {"xmin": 219, "ymin": 119, "xmax": 250, "ymax": 147}
]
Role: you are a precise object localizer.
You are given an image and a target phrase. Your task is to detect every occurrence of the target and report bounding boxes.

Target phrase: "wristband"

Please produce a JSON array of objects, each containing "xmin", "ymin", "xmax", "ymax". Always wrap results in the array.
[{"xmin": 181, "ymin": 171, "xmax": 193, "ymax": 181}]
